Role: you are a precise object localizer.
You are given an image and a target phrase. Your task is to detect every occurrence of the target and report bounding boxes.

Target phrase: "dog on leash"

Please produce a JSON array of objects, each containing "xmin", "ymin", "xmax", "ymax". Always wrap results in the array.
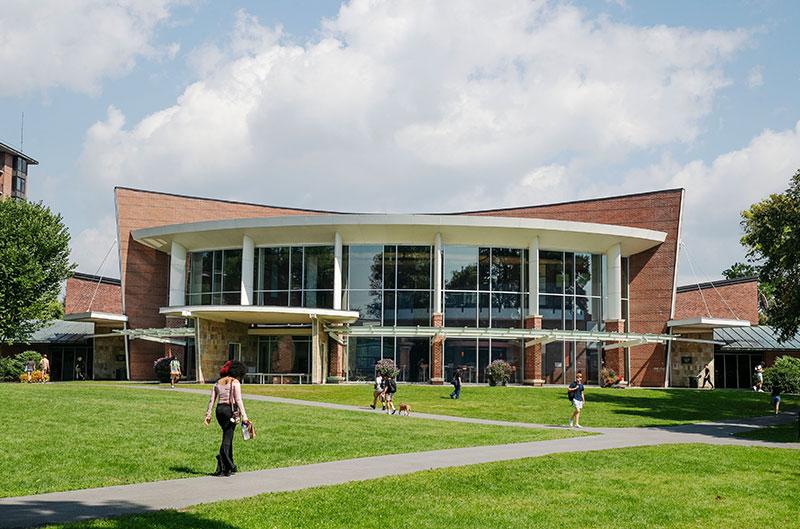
[{"xmin": 398, "ymin": 403, "xmax": 412, "ymax": 416}]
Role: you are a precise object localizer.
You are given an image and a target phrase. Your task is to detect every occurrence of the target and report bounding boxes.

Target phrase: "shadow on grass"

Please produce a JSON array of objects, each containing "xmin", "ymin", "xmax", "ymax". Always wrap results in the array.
[
  {"xmin": 588, "ymin": 389, "xmax": 794, "ymax": 427},
  {"xmin": 168, "ymin": 466, "xmax": 207, "ymax": 476},
  {"xmin": 0, "ymin": 499, "xmax": 239, "ymax": 529}
]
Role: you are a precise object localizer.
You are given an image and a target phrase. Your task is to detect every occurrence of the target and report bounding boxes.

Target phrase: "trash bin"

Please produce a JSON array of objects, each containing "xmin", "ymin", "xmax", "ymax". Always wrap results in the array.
[{"xmin": 688, "ymin": 376, "xmax": 698, "ymax": 388}]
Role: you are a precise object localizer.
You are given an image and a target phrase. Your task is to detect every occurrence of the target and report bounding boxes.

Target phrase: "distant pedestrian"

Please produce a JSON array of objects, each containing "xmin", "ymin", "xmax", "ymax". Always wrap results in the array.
[
  {"xmin": 385, "ymin": 375, "xmax": 397, "ymax": 414},
  {"xmin": 699, "ymin": 364, "xmax": 713, "ymax": 389},
  {"xmin": 204, "ymin": 360, "xmax": 250, "ymax": 477},
  {"xmin": 450, "ymin": 369, "xmax": 462, "ymax": 399},
  {"xmin": 370, "ymin": 372, "xmax": 385, "ymax": 409},
  {"xmin": 753, "ymin": 364, "xmax": 764, "ymax": 392},
  {"xmin": 40, "ymin": 354, "xmax": 50, "ymax": 382},
  {"xmin": 568, "ymin": 372, "xmax": 586, "ymax": 428},
  {"xmin": 169, "ymin": 356, "xmax": 182, "ymax": 388},
  {"xmin": 24, "ymin": 359, "xmax": 36, "ymax": 382},
  {"xmin": 75, "ymin": 357, "xmax": 85, "ymax": 381},
  {"xmin": 771, "ymin": 386, "xmax": 781, "ymax": 414}
]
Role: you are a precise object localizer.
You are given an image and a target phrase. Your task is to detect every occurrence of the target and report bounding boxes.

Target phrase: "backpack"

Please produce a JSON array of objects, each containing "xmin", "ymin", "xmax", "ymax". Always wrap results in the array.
[
  {"xmin": 567, "ymin": 385, "xmax": 576, "ymax": 401},
  {"xmin": 387, "ymin": 379, "xmax": 397, "ymax": 393}
]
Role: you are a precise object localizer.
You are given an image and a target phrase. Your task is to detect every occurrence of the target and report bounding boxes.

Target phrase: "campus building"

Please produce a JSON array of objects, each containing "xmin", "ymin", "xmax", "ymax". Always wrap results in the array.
[
  {"xmin": 0, "ymin": 140, "xmax": 37, "ymax": 199},
  {"xmin": 50, "ymin": 186, "xmax": 800, "ymax": 386}
]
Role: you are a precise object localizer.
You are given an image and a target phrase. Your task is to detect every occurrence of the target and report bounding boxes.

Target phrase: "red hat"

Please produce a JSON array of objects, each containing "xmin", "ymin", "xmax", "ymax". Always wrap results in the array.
[{"xmin": 220, "ymin": 360, "xmax": 233, "ymax": 377}]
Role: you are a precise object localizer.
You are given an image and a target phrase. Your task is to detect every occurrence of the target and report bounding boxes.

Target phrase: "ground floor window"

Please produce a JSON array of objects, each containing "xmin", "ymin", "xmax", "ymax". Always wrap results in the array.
[
  {"xmin": 714, "ymin": 353, "xmax": 762, "ymax": 389},
  {"xmin": 257, "ymin": 336, "xmax": 311, "ymax": 374},
  {"xmin": 48, "ymin": 345, "xmax": 93, "ymax": 381},
  {"xmin": 346, "ymin": 336, "xmax": 430, "ymax": 382},
  {"xmin": 542, "ymin": 341, "xmax": 601, "ymax": 385},
  {"xmin": 444, "ymin": 338, "xmax": 523, "ymax": 383}
]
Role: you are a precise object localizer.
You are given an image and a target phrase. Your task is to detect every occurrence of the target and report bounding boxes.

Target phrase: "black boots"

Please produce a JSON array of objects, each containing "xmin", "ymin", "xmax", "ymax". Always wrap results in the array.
[{"xmin": 213, "ymin": 455, "xmax": 236, "ymax": 477}]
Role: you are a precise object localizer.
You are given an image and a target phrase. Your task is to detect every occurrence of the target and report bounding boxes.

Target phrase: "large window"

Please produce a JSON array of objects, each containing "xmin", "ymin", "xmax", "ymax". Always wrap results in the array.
[
  {"xmin": 11, "ymin": 156, "xmax": 27, "ymax": 198},
  {"xmin": 257, "ymin": 336, "xmax": 311, "ymax": 374},
  {"xmin": 254, "ymin": 246, "xmax": 334, "ymax": 308},
  {"xmin": 186, "ymin": 249, "xmax": 242, "ymax": 305}
]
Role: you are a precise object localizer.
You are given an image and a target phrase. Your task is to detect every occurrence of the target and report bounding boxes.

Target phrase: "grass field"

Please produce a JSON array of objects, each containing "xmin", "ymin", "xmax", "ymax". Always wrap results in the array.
[
  {"xmin": 48, "ymin": 444, "xmax": 800, "ymax": 529},
  {"xmin": 202, "ymin": 383, "xmax": 797, "ymax": 428},
  {"xmin": 735, "ymin": 422, "xmax": 800, "ymax": 443},
  {"xmin": 0, "ymin": 384, "xmax": 580, "ymax": 498}
]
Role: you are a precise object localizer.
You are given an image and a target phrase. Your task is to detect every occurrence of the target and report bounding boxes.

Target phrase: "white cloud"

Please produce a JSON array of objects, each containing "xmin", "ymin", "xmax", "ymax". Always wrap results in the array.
[
  {"xmin": 79, "ymin": 0, "xmax": 750, "ymax": 213},
  {"xmin": 747, "ymin": 65, "xmax": 764, "ymax": 88},
  {"xmin": 0, "ymin": 0, "xmax": 181, "ymax": 96},
  {"xmin": 70, "ymin": 216, "xmax": 119, "ymax": 278},
  {"xmin": 623, "ymin": 122, "xmax": 800, "ymax": 283}
]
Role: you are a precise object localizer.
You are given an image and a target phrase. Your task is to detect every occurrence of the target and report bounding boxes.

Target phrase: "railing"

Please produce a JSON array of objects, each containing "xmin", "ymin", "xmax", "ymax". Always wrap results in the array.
[{"xmin": 244, "ymin": 372, "xmax": 308, "ymax": 384}]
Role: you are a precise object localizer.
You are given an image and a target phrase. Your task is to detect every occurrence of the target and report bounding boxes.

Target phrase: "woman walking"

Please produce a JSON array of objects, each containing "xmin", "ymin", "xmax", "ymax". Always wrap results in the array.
[{"xmin": 204, "ymin": 360, "xmax": 250, "ymax": 476}]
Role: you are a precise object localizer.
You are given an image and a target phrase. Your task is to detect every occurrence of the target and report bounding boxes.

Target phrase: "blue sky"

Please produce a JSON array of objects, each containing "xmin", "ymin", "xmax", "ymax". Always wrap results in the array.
[{"xmin": 1, "ymin": 0, "xmax": 799, "ymax": 285}]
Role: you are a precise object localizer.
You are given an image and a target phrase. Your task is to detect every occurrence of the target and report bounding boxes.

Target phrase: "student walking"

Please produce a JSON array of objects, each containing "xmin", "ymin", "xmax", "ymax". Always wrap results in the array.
[
  {"xmin": 370, "ymin": 372, "xmax": 385, "ymax": 410},
  {"xmin": 771, "ymin": 385, "xmax": 781, "ymax": 414},
  {"xmin": 568, "ymin": 372, "xmax": 586, "ymax": 428},
  {"xmin": 204, "ymin": 360, "xmax": 250, "ymax": 477},
  {"xmin": 40, "ymin": 354, "xmax": 50, "ymax": 383},
  {"xmin": 75, "ymin": 357, "xmax": 85, "ymax": 381},
  {"xmin": 450, "ymin": 369, "xmax": 462, "ymax": 399},
  {"xmin": 699, "ymin": 364, "xmax": 714, "ymax": 389},
  {"xmin": 169, "ymin": 356, "xmax": 182, "ymax": 388},
  {"xmin": 753, "ymin": 364, "xmax": 764, "ymax": 392},
  {"xmin": 24, "ymin": 359, "xmax": 36, "ymax": 382},
  {"xmin": 385, "ymin": 375, "xmax": 397, "ymax": 414}
]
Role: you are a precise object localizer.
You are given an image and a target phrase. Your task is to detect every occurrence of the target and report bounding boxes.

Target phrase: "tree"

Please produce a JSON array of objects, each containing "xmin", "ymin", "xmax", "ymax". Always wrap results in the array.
[
  {"xmin": 740, "ymin": 169, "xmax": 800, "ymax": 341},
  {"xmin": 722, "ymin": 262, "xmax": 758, "ymax": 279},
  {"xmin": 0, "ymin": 199, "xmax": 75, "ymax": 344}
]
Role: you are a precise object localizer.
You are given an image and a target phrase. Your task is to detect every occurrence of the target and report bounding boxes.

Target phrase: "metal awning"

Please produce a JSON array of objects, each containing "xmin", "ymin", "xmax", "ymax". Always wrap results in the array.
[
  {"xmin": 95, "ymin": 327, "xmax": 196, "ymax": 345},
  {"xmin": 324, "ymin": 325, "xmax": 723, "ymax": 349}
]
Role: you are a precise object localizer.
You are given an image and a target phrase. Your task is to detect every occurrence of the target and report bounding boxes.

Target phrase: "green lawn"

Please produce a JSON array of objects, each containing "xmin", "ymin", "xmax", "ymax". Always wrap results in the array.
[
  {"xmin": 48, "ymin": 444, "xmax": 799, "ymax": 529},
  {"xmin": 0, "ymin": 384, "xmax": 578, "ymax": 498},
  {"xmin": 735, "ymin": 422, "xmax": 800, "ymax": 443},
  {"xmin": 203, "ymin": 383, "xmax": 797, "ymax": 428}
]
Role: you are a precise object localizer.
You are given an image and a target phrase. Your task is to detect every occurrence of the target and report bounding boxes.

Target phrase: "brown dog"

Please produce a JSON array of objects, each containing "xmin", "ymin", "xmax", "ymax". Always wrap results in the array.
[{"xmin": 398, "ymin": 403, "xmax": 411, "ymax": 416}]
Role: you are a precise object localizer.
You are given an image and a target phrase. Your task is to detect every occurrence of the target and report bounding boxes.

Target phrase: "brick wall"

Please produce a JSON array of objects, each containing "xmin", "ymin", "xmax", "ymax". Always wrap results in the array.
[
  {"xmin": 0, "ymin": 153, "xmax": 11, "ymax": 197},
  {"xmin": 116, "ymin": 187, "xmax": 325, "ymax": 379},
  {"xmin": 463, "ymin": 189, "xmax": 684, "ymax": 386},
  {"xmin": 674, "ymin": 279, "xmax": 758, "ymax": 325},
  {"xmin": 65, "ymin": 276, "xmax": 123, "ymax": 314}
]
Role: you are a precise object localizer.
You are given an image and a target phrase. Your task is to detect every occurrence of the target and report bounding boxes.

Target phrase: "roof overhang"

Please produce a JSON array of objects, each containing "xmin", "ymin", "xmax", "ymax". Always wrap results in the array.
[
  {"xmin": 132, "ymin": 214, "xmax": 667, "ymax": 256},
  {"xmin": 667, "ymin": 318, "xmax": 751, "ymax": 331},
  {"xmin": 160, "ymin": 305, "xmax": 359, "ymax": 325},
  {"xmin": 64, "ymin": 311, "xmax": 128, "ymax": 327}
]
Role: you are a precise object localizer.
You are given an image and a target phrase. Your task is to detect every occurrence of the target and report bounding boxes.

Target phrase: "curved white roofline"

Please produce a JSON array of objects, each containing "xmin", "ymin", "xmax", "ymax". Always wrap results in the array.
[
  {"xmin": 161, "ymin": 305, "xmax": 359, "ymax": 325},
  {"xmin": 134, "ymin": 214, "xmax": 667, "ymax": 256}
]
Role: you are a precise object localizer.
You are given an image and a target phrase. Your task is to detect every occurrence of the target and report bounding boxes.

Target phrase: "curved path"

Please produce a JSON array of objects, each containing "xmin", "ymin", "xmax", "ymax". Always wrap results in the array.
[{"xmin": 1, "ymin": 385, "xmax": 797, "ymax": 529}]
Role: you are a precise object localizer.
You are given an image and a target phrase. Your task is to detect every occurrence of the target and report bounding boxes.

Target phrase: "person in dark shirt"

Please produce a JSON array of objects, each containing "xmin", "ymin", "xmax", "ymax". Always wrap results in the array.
[
  {"xmin": 450, "ymin": 369, "xmax": 462, "ymax": 400},
  {"xmin": 700, "ymin": 364, "xmax": 714, "ymax": 389},
  {"xmin": 771, "ymin": 386, "xmax": 781, "ymax": 414},
  {"xmin": 568, "ymin": 372, "xmax": 586, "ymax": 428}
]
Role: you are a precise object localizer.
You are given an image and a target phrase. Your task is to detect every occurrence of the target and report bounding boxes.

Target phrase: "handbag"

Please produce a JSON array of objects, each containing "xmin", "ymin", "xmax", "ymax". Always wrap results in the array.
[{"xmin": 241, "ymin": 420, "xmax": 256, "ymax": 441}]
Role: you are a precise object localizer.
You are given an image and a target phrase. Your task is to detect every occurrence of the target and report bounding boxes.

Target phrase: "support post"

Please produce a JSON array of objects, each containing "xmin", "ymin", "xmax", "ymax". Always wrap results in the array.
[
  {"xmin": 334, "ymin": 232, "xmax": 343, "ymax": 310},
  {"xmin": 528, "ymin": 236, "xmax": 539, "ymax": 316},
  {"xmin": 604, "ymin": 243, "xmax": 626, "ymax": 384},
  {"xmin": 523, "ymin": 315, "xmax": 545, "ymax": 385},
  {"xmin": 430, "ymin": 313, "xmax": 444, "ymax": 384},
  {"xmin": 434, "ymin": 233, "xmax": 442, "ymax": 314},
  {"xmin": 241, "ymin": 235, "xmax": 254, "ymax": 306},
  {"xmin": 169, "ymin": 241, "xmax": 187, "ymax": 306}
]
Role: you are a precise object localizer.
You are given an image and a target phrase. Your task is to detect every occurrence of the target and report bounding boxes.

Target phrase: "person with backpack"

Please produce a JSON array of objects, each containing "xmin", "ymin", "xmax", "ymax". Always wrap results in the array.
[
  {"xmin": 450, "ymin": 368, "xmax": 462, "ymax": 400},
  {"xmin": 370, "ymin": 372, "xmax": 385, "ymax": 410},
  {"xmin": 567, "ymin": 372, "xmax": 586, "ymax": 428},
  {"xmin": 385, "ymin": 375, "xmax": 397, "ymax": 414},
  {"xmin": 169, "ymin": 355, "xmax": 182, "ymax": 389}
]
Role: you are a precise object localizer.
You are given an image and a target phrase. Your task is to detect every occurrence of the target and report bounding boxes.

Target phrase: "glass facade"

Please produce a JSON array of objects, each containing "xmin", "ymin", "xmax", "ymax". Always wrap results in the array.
[
  {"xmin": 254, "ymin": 245, "xmax": 334, "ymax": 308},
  {"xmin": 539, "ymin": 250, "xmax": 604, "ymax": 384},
  {"xmin": 186, "ymin": 249, "xmax": 242, "ymax": 305},
  {"xmin": 257, "ymin": 336, "xmax": 311, "ymax": 375}
]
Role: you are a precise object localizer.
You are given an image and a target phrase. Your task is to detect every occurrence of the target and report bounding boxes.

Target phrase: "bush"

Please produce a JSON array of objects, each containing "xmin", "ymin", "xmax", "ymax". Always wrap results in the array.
[
  {"xmin": 153, "ymin": 356, "xmax": 173, "ymax": 383},
  {"xmin": 19, "ymin": 370, "xmax": 48, "ymax": 383},
  {"xmin": 764, "ymin": 356, "xmax": 800, "ymax": 394},
  {"xmin": 487, "ymin": 360, "xmax": 513, "ymax": 386},
  {"xmin": 375, "ymin": 358, "xmax": 399, "ymax": 378},
  {"xmin": 0, "ymin": 356, "xmax": 24, "ymax": 381}
]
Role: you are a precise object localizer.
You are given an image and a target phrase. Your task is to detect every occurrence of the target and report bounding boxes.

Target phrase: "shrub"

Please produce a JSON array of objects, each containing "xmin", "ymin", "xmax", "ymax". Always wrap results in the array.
[
  {"xmin": 487, "ymin": 360, "xmax": 513, "ymax": 386},
  {"xmin": 764, "ymin": 356, "xmax": 800, "ymax": 394},
  {"xmin": 0, "ymin": 356, "xmax": 24, "ymax": 381},
  {"xmin": 153, "ymin": 356, "xmax": 173, "ymax": 383},
  {"xmin": 375, "ymin": 358, "xmax": 399, "ymax": 378}
]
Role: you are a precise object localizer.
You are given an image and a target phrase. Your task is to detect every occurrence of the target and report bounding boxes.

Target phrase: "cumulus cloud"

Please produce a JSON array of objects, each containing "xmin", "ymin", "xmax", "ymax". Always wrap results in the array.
[
  {"xmin": 623, "ymin": 122, "xmax": 800, "ymax": 283},
  {"xmin": 747, "ymin": 65, "xmax": 764, "ymax": 88},
  {"xmin": 0, "ymin": 0, "xmax": 181, "ymax": 96},
  {"xmin": 70, "ymin": 216, "xmax": 120, "ymax": 278},
  {"xmin": 79, "ymin": 0, "xmax": 750, "ymax": 213}
]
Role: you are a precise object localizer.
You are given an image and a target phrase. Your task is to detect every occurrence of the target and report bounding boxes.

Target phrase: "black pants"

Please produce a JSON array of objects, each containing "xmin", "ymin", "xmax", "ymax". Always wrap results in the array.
[{"xmin": 215, "ymin": 404, "xmax": 236, "ymax": 472}]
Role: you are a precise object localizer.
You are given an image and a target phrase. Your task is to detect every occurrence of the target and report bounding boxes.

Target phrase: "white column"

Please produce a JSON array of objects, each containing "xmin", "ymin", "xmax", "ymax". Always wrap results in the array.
[
  {"xmin": 334, "ymin": 232, "xmax": 343, "ymax": 310},
  {"xmin": 606, "ymin": 243, "xmax": 622, "ymax": 321},
  {"xmin": 241, "ymin": 235, "xmax": 254, "ymax": 306},
  {"xmin": 434, "ymin": 233, "xmax": 443, "ymax": 314},
  {"xmin": 528, "ymin": 236, "xmax": 540, "ymax": 316},
  {"xmin": 169, "ymin": 241, "xmax": 187, "ymax": 306}
]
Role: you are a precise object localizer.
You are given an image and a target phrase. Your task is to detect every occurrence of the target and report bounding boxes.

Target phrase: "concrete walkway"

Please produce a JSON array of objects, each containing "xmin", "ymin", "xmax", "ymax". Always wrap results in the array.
[{"xmin": 1, "ymin": 386, "xmax": 797, "ymax": 529}]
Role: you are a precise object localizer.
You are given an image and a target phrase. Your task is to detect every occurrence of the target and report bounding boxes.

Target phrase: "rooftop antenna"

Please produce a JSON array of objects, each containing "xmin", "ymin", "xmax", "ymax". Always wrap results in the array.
[{"xmin": 20, "ymin": 112, "xmax": 24, "ymax": 152}]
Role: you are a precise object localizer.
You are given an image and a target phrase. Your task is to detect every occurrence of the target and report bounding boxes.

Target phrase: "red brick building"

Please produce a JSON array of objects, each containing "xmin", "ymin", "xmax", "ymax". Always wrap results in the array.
[{"xmin": 0, "ymin": 140, "xmax": 37, "ymax": 199}]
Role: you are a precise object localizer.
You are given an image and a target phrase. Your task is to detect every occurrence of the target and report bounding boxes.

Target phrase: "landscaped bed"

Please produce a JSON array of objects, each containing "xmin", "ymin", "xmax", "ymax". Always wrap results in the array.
[
  {"xmin": 0, "ymin": 384, "xmax": 579, "ymax": 498},
  {"xmin": 47, "ymin": 444, "xmax": 799, "ymax": 529}
]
